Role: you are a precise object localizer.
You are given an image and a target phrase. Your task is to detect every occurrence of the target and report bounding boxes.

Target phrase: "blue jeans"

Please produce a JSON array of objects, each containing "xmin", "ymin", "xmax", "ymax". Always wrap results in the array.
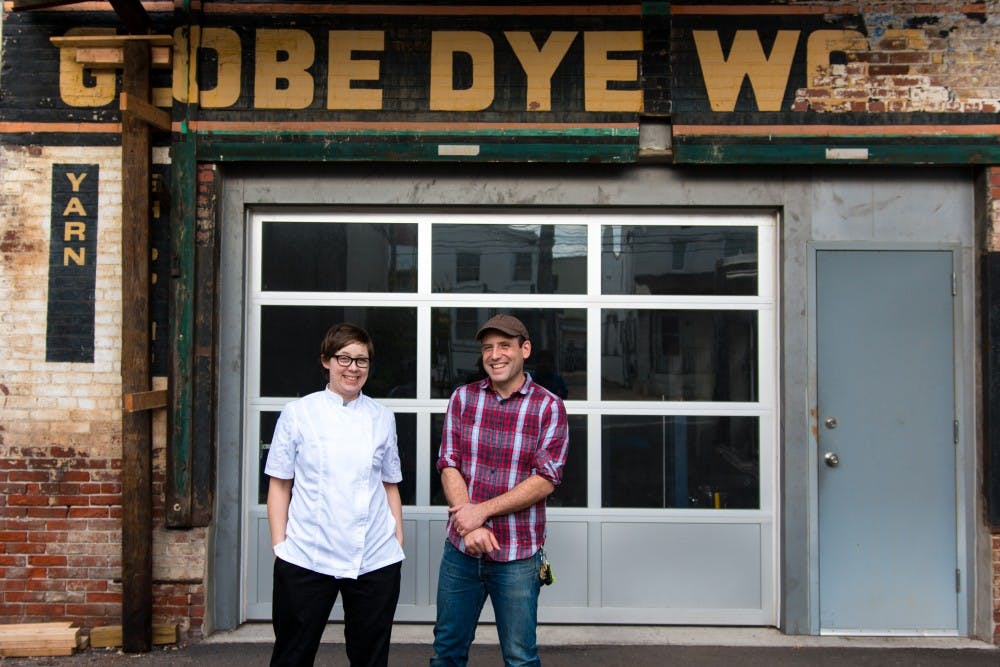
[{"xmin": 431, "ymin": 541, "xmax": 543, "ymax": 667}]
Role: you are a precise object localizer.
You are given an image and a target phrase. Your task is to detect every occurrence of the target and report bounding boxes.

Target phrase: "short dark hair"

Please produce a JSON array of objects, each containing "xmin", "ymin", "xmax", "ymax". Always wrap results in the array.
[{"xmin": 319, "ymin": 323, "xmax": 374, "ymax": 364}]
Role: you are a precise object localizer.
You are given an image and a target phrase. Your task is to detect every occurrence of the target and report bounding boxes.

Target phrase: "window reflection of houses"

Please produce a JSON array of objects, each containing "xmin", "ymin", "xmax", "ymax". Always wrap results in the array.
[
  {"xmin": 601, "ymin": 226, "xmax": 758, "ymax": 401},
  {"xmin": 599, "ymin": 225, "xmax": 760, "ymax": 508},
  {"xmin": 433, "ymin": 224, "xmax": 547, "ymax": 294},
  {"xmin": 601, "ymin": 225, "xmax": 757, "ymax": 296}
]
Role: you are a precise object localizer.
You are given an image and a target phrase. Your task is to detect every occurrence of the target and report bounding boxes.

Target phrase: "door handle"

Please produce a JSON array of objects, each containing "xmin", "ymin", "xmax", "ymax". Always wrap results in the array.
[
  {"xmin": 824, "ymin": 417, "xmax": 838, "ymax": 429},
  {"xmin": 824, "ymin": 452, "xmax": 840, "ymax": 467}
]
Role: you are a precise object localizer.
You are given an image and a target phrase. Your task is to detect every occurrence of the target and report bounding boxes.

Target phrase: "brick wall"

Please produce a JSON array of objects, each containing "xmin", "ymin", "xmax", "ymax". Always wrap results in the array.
[
  {"xmin": 0, "ymin": 146, "xmax": 206, "ymax": 641},
  {"xmin": 994, "ymin": 534, "xmax": 1000, "ymax": 644},
  {"xmin": 792, "ymin": 2, "xmax": 998, "ymax": 113}
]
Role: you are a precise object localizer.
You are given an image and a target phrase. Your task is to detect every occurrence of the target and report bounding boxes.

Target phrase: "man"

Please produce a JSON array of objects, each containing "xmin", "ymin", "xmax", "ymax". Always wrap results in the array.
[{"xmin": 431, "ymin": 314, "xmax": 569, "ymax": 667}]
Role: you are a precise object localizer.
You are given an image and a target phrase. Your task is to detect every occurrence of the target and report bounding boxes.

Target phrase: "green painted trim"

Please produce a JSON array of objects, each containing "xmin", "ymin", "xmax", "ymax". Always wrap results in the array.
[
  {"xmin": 166, "ymin": 136, "xmax": 197, "ymax": 529},
  {"xmin": 193, "ymin": 127, "xmax": 639, "ymax": 139},
  {"xmin": 195, "ymin": 140, "xmax": 638, "ymax": 163},
  {"xmin": 674, "ymin": 142, "xmax": 1000, "ymax": 165}
]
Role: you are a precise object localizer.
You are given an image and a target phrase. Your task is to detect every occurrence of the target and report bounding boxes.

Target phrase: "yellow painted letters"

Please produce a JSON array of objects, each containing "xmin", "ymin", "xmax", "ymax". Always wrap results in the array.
[
  {"xmin": 430, "ymin": 31, "xmax": 494, "ymax": 111},
  {"xmin": 255, "ymin": 29, "xmax": 315, "ymax": 109},
  {"xmin": 806, "ymin": 30, "xmax": 866, "ymax": 84},
  {"xmin": 64, "ymin": 247, "xmax": 85, "ymax": 266},
  {"xmin": 505, "ymin": 31, "xmax": 576, "ymax": 112},
  {"xmin": 583, "ymin": 31, "xmax": 642, "ymax": 113},
  {"xmin": 65, "ymin": 172, "xmax": 88, "ymax": 192},
  {"xmin": 62, "ymin": 197, "xmax": 86, "ymax": 217},
  {"xmin": 64, "ymin": 221, "xmax": 86, "ymax": 241},
  {"xmin": 58, "ymin": 28, "xmax": 117, "ymax": 107},
  {"xmin": 693, "ymin": 30, "xmax": 799, "ymax": 112},
  {"xmin": 174, "ymin": 26, "xmax": 242, "ymax": 108},
  {"xmin": 327, "ymin": 31, "xmax": 384, "ymax": 110}
]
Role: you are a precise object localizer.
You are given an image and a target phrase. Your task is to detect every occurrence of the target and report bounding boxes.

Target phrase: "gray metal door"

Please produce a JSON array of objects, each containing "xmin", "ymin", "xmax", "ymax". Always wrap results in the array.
[{"xmin": 816, "ymin": 250, "xmax": 957, "ymax": 634}]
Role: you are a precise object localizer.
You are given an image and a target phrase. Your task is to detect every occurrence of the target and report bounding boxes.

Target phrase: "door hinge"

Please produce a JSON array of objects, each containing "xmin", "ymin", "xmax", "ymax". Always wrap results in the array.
[
  {"xmin": 952, "ymin": 272, "xmax": 957, "ymax": 296},
  {"xmin": 954, "ymin": 420, "xmax": 959, "ymax": 444},
  {"xmin": 956, "ymin": 569, "xmax": 961, "ymax": 593}
]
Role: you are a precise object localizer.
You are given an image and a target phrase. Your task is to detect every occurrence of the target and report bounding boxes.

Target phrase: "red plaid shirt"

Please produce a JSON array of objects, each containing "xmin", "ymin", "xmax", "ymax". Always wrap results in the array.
[{"xmin": 437, "ymin": 374, "xmax": 569, "ymax": 562}]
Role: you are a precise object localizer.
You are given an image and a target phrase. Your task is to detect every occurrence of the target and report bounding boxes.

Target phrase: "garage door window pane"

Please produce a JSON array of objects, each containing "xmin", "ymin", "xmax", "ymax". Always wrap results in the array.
[
  {"xmin": 258, "ymin": 411, "xmax": 280, "ymax": 505},
  {"xmin": 602, "ymin": 225, "xmax": 757, "ymax": 296},
  {"xmin": 432, "ymin": 224, "xmax": 586, "ymax": 294},
  {"xmin": 431, "ymin": 307, "xmax": 586, "ymax": 399},
  {"xmin": 431, "ymin": 414, "xmax": 586, "ymax": 508},
  {"xmin": 602, "ymin": 309, "xmax": 757, "ymax": 402},
  {"xmin": 260, "ymin": 305, "xmax": 417, "ymax": 398},
  {"xmin": 261, "ymin": 221, "xmax": 417, "ymax": 292},
  {"xmin": 395, "ymin": 413, "xmax": 417, "ymax": 505},
  {"xmin": 602, "ymin": 415, "xmax": 759, "ymax": 509}
]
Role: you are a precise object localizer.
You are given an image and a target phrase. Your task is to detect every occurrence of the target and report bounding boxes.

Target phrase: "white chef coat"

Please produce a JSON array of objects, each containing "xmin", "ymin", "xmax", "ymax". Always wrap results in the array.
[{"xmin": 265, "ymin": 387, "xmax": 405, "ymax": 578}]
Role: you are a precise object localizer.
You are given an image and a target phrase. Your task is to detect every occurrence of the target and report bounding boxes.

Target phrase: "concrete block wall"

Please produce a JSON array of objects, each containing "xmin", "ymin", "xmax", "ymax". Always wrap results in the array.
[{"xmin": 0, "ymin": 146, "xmax": 206, "ymax": 640}]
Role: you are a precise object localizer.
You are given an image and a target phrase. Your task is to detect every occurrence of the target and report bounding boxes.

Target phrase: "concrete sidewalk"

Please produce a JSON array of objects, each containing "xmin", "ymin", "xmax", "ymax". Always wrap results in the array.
[
  {"xmin": 2, "ymin": 625, "xmax": 997, "ymax": 666},
  {"xmin": 206, "ymin": 622, "xmax": 998, "ymax": 650}
]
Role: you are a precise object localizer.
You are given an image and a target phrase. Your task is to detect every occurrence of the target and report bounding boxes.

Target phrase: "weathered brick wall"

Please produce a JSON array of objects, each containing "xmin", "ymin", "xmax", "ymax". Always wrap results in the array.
[
  {"xmin": 994, "ymin": 533, "xmax": 1000, "ymax": 644},
  {"xmin": 0, "ymin": 145, "xmax": 205, "ymax": 641},
  {"xmin": 991, "ymin": 167, "xmax": 1000, "ymax": 252},
  {"xmin": 793, "ymin": 3, "xmax": 999, "ymax": 113}
]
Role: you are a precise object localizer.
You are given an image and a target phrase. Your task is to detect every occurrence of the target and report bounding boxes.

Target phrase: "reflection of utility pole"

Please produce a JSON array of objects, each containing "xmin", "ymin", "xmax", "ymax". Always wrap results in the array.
[
  {"xmin": 375, "ymin": 225, "xmax": 398, "ymax": 290},
  {"xmin": 537, "ymin": 227, "xmax": 558, "ymax": 348},
  {"xmin": 538, "ymin": 226, "xmax": 554, "ymax": 293}
]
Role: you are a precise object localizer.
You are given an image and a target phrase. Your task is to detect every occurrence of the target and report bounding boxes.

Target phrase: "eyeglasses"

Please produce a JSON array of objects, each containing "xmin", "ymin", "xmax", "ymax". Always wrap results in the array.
[{"xmin": 333, "ymin": 354, "xmax": 370, "ymax": 369}]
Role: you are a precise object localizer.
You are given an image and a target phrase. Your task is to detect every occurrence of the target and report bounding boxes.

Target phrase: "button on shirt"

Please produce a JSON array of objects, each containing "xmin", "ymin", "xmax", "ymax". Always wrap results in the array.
[
  {"xmin": 265, "ymin": 388, "xmax": 404, "ymax": 578},
  {"xmin": 437, "ymin": 374, "xmax": 569, "ymax": 562}
]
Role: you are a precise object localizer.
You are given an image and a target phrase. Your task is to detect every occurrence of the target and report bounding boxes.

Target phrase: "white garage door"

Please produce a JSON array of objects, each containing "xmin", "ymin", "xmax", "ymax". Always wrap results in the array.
[{"xmin": 241, "ymin": 208, "xmax": 778, "ymax": 625}]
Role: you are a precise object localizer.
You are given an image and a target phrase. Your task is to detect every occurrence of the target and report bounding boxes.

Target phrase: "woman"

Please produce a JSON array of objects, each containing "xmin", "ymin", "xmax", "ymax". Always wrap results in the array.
[{"xmin": 265, "ymin": 322, "xmax": 405, "ymax": 667}]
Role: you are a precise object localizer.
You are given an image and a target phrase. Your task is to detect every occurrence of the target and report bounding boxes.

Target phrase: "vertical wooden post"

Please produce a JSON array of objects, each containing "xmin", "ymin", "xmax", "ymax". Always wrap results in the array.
[{"xmin": 120, "ymin": 38, "xmax": 153, "ymax": 654}]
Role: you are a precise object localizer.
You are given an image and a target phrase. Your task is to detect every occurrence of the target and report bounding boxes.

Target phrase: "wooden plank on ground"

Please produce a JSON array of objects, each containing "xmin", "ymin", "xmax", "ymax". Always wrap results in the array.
[
  {"xmin": 90, "ymin": 624, "xmax": 178, "ymax": 648},
  {"xmin": 0, "ymin": 646, "xmax": 76, "ymax": 657},
  {"xmin": 89, "ymin": 625, "xmax": 121, "ymax": 648},
  {"xmin": 0, "ymin": 622, "xmax": 80, "ymax": 657}
]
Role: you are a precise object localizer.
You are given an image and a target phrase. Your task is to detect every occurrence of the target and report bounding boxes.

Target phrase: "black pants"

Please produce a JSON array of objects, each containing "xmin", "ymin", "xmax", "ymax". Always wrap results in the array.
[{"xmin": 270, "ymin": 558, "xmax": 402, "ymax": 667}]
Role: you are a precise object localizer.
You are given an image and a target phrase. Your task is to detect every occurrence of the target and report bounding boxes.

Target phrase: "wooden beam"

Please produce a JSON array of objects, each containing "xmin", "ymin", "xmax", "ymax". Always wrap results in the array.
[
  {"xmin": 75, "ymin": 45, "xmax": 171, "ymax": 69},
  {"xmin": 0, "ymin": 622, "xmax": 82, "ymax": 658},
  {"xmin": 120, "ymin": 38, "xmax": 153, "ymax": 655},
  {"xmin": 89, "ymin": 624, "xmax": 177, "ymax": 648},
  {"xmin": 50, "ymin": 36, "xmax": 173, "ymax": 70},
  {"xmin": 120, "ymin": 93, "xmax": 171, "ymax": 131},
  {"xmin": 123, "ymin": 389, "xmax": 168, "ymax": 413},
  {"xmin": 108, "ymin": 0, "xmax": 152, "ymax": 35},
  {"xmin": 75, "ymin": 46, "xmax": 124, "ymax": 68},
  {"xmin": 50, "ymin": 35, "xmax": 173, "ymax": 48}
]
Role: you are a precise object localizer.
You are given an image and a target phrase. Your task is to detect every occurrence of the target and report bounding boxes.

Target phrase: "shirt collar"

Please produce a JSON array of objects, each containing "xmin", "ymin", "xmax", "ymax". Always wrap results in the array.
[
  {"xmin": 478, "ymin": 372, "xmax": 533, "ymax": 399},
  {"xmin": 325, "ymin": 386, "xmax": 364, "ymax": 408}
]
